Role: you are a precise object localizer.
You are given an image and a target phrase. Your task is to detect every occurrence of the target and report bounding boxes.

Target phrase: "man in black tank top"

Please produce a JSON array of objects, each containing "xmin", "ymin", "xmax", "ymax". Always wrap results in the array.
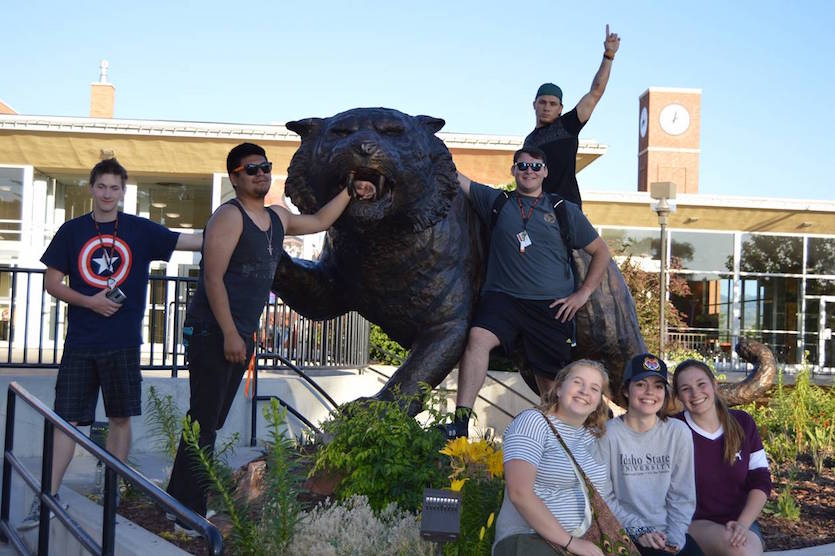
[
  {"xmin": 523, "ymin": 25, "xmax": 620, "ymax": 207},
  {"xmin": 167, "ymin": 143, "xmax": 373, "ymax": 525}
]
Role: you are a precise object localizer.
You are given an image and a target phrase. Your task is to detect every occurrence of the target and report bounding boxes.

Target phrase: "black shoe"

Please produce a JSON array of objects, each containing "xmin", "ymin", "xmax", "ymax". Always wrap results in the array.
[{"xmin": 437, "ymin": 422, "xmax": 467, "ymax": 440}]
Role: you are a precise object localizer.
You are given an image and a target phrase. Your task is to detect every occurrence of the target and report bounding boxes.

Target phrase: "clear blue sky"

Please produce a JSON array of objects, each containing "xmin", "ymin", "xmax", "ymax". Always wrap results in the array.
[{"xmin": 2, "ymin": 1, "xmax": 832, "ymax": 200}]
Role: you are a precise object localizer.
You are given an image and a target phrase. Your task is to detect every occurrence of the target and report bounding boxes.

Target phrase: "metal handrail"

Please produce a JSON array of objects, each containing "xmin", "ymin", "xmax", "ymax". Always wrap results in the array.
[
  {"xmin": 249, "ymin": 351, "xmax": 337, "ymax": 446},
  {"xmin": 0, "ymin": 381, "xmax": 223, "ymax": 555}
]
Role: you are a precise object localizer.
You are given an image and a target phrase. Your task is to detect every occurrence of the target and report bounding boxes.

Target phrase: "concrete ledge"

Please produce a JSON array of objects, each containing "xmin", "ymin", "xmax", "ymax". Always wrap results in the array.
[{"xmin": 18, "ymin": 487, "xmax": 188, "ymax": 556}]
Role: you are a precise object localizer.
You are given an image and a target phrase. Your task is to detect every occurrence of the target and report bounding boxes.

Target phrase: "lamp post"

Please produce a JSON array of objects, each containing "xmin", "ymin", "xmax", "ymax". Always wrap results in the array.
[{"xmin": 650, "ymin": 182, "xmax": 677, "ymax": 359}]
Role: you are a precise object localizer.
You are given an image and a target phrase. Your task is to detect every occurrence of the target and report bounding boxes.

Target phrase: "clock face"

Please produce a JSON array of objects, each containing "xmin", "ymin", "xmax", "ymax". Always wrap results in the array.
[
  {"xmin": 639, "ymin": 106, "xmax": 648, "ymax": 138},
  {"xmin": 659, "ymin": 103, "xmax": 690, "ymax": 136}
]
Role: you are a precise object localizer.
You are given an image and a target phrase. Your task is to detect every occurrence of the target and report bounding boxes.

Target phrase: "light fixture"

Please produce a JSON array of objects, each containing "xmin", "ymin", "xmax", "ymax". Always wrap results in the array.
[
  {"xmin": 797, "ymin": 222, "xmax": 813, "ymax": 229},
  {"xmin": 684, "ymin": 217, "xmax": 699, "ymax": 224},
  {"xmin": 165, "ymin": 212, "xmax": 180, "ymax": 218},
  {"xmin": 420, "ymin": 488, "xmax": 461, "ymax": 545},
  {"xmin": 151, "ymin": 202, "xmax": 167, "ymax": 208},
  {"xmin": 180, "ymin": 223, "xmax": 192, "ymax": 228}
]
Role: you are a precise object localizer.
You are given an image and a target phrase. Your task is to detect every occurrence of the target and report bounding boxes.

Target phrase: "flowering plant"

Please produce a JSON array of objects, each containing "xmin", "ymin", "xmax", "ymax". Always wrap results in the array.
[
  {"xmin": 440, "ymin": 436, "xmax": 503, "ymax": 491},
  {"xmin": 439, "ymin": 437, "xmax": 504, "ymax": 555}
]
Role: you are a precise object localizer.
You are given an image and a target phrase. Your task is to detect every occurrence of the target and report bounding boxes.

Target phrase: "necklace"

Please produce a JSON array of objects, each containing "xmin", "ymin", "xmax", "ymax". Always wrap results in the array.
[{"xmin": 240, "ymin": 203, "xmax": 274, "ymax": 256}]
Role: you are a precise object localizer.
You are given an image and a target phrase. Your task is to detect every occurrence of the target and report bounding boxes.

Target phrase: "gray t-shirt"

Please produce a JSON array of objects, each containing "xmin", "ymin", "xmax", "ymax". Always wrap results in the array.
[
  {"xmin": 469, "ymin": 182, "xmax": 598, "ymax": 300},
  {"xmin": 494, "ymin": 409, "xmax": 607, "ymax": 548},
  {"xmin": 594, "ymin": 416, "xmax": 696, "ymax": 549}
]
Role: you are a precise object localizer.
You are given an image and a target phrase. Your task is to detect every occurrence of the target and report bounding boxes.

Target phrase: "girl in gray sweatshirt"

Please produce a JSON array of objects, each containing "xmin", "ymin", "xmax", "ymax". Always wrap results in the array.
[{"xmin": 595, "ymin": 353, "xmax": 702, "ymax": 556}]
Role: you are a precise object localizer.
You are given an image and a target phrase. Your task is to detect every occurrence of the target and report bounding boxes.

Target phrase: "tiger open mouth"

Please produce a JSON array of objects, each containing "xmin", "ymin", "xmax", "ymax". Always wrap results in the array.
[{"xmin": 346, "ymin": 168, "xmax": 392, "ymax": 202}]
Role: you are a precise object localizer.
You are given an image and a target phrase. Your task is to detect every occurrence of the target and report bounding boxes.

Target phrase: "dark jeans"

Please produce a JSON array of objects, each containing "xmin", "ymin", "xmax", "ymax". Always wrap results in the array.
[
  {"xmin": 637, "ymin": 534, "xmax": 704, "ymax": 556},
  {"xmin": 166, "ymin": 322, "xmax": 254, "ymax": 517}
]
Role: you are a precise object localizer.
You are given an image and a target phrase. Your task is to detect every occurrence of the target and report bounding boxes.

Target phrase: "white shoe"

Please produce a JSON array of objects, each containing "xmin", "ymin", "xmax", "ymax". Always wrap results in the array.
[{"xmin": 18, "ymin": 494, "xmax": 68, "ymax": 531}]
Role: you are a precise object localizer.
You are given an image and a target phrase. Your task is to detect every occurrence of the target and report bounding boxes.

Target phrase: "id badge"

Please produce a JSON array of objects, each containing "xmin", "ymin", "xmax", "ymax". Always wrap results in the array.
[
  {"xmin": 107, "ymin": 277, "xmax": 116, "ymax": 289},
  {"xmin": 516, "ymin": 230, "xmax": 532, "ymax": 253}
]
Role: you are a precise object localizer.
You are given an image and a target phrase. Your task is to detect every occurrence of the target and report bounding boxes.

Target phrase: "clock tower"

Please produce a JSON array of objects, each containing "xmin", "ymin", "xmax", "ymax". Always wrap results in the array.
[{"xmin": 638, "ymin": 87, "xmax": 701, "ymax": 193}]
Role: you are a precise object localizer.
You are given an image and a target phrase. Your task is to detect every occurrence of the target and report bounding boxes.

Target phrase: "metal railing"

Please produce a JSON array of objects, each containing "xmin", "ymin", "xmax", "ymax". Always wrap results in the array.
[
  {"xmin": 0, "ymin": 381, "xmax": 223, "ymax": 555},
  {"xmin": 0, "ymin": 266, "xmax": 370, "ymax": 374}
]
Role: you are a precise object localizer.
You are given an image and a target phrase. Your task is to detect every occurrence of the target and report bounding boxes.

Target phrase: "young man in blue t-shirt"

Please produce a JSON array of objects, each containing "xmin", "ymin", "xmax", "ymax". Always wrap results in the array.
[
  {"xmin": 21, "ymin": 158, "xmax": 202, "ymax": 528},
  {"xmin": 447, "ymin": 147, "xmax": 612, "ymax": 439}
]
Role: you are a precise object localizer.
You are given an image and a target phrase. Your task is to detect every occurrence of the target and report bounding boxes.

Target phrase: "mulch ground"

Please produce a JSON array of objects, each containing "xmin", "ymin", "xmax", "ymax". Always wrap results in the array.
[{"xmin": 758, "ymin": 455, "xmax": 835, "ymax": 551}]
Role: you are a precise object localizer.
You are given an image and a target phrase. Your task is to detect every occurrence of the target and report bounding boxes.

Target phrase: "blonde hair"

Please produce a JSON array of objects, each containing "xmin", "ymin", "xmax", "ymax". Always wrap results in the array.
[
  {"xmin": 539, "ymin": 359, "xmax": 611, "ymax": 438},
  {"xmin": 673, "ymin": 359, "xmax": 744, "ymax": 465}
]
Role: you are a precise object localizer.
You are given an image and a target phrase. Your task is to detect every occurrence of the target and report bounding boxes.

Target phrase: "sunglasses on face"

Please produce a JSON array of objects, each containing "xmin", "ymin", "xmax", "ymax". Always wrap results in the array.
[
  {"xmin": 234, "ymin": 161, "xmax": 273, "ymax": 176},
  {"xmin": 514, "ymin": 161, "xmax": 545, "ymax": 172}
]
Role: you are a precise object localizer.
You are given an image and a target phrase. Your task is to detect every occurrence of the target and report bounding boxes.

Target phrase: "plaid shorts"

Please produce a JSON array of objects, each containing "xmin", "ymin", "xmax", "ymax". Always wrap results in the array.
[{"xmin": 54, "ymin": 346, "xmax": 142, "ymax": 426}]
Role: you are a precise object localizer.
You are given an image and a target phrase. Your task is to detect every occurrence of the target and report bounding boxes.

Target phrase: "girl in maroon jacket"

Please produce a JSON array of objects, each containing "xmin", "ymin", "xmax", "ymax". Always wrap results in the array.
[{"xmin": 672, "ymin": 360, "xmax": 772, "ymax": 556}]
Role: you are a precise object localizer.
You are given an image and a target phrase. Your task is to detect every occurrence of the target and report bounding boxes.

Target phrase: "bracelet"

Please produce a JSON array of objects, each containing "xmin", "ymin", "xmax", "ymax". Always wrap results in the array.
[
  {"xmin": 564, "ymin": 535, "xmax": 574, "ymax": 550},
  {"xmin": 603, "ymin": 52, "xmax": 615, "ymax": 61}
]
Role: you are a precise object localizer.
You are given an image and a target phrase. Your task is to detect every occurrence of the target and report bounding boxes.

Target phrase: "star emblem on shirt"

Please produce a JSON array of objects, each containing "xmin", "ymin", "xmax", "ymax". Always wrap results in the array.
[{"xmin": 92, "ymin": 253, "xmax": 119, "ymax": 274}]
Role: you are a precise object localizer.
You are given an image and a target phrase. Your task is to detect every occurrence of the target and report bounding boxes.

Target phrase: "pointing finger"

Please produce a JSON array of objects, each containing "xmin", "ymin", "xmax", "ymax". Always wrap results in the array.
[{"xmin": 606, "ymin": 23, "xmax": 609, "ymax": 37}]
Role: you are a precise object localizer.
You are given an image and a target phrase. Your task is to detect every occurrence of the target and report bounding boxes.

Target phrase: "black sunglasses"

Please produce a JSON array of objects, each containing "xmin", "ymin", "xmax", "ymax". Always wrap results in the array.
[
  {"xmin": 514, "ymin": 161, "xmax": 545, "ymax": 172},
  {"xmin": 234, "ymin": 161, "xmax": 273, "ymax": 176}
]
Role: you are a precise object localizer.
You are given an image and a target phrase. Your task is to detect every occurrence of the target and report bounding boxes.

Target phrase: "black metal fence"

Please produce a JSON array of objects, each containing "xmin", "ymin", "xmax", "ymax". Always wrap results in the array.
[
  {"xmin": 0, "ymin": 266, "xmax": 370, "ymax": 373},
  {"xmin": 0, "ymin": 381, "xmax": 223, "ymax": 555}
]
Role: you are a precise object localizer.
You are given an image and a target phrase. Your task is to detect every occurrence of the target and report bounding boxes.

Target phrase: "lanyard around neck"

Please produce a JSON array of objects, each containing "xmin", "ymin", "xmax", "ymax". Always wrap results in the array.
[
  {"xmin": 91, "ymin": 213, "xmax": 119, "ymax": 272},
  {"xmin": 516, "ymin": 192, "xmax": 544, "ymax": 230}
]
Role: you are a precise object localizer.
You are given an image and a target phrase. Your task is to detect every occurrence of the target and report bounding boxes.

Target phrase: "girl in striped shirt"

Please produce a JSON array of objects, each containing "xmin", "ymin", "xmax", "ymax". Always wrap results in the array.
[{"xmin": 494, "ymin": 359, "xmax": 610, "ymax": 556}]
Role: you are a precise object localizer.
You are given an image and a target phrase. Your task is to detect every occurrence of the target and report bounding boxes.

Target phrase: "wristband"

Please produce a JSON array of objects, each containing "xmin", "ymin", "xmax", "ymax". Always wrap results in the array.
[
  {"xmin": 564, "ymin": 535, "xmax": 574, "ymax": 550},
  {"xmin": 603, "ymin": 52, "xmax": 615, "ymax": 61}
]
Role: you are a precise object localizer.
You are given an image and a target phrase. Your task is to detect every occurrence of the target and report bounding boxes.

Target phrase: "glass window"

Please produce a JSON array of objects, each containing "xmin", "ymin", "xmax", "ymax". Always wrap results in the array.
[
  {"xmin": 806, "ymin": 278, "xmax": 835, "ymax": 296},
  {"xmin": 740, "ymin": 234, "xmax": 802, "ymax": 274},
  {"xmin": 739, "ymin": 276, "xmax": 800, "ymax": 333},
  {"xmin": 137, "ymin": 181, "xmax": 212, "ymax": 230},
  {"xmin": 740, "ymin": 330, "xmax": 799, "ymax": 365},
  {"xmin": 0, "ymin": 167, "xmax": 24, "ymax": 241},
  {"xmin": 807, "ymin": 237, "xmax": 835, "ymax": 276},
  {"xmin": 670, "ymin": 231, "xmax": 734, "ymax": 271},
  {"xmin": 601, "ymin": 228, "xmax": 659, "ymax": 260},
  {"xmin": 671, "ymin": 273, "xmax": 733, "ymax": 331}
]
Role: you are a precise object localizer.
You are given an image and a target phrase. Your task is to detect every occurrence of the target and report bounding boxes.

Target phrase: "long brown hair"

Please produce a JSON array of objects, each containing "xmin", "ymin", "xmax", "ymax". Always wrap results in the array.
[
  {"xmin": 540, "ymin": 359, "xmax": 611, "ymax": 438},
  {"xmin": 673, "ymin": 359, "xmax": 743, "ymax": 465}
]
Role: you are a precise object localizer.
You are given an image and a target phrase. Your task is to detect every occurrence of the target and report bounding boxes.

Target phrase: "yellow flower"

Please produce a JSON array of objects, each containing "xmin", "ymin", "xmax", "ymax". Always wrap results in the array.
[
  {"xmin": 450, "ymin": 478, "xmax": 468, "ymax": 492},
  {"xmin": 487, "ymin": 449, "xmax": 504, "ymax": 479},
  {"xmin": 487, "ymin": 512, "xmax": 495, "ymax": 528},
  {"xmin": 440, "ymin": 436, "xmax": 470, "ymax": 458},
  {"xmin": 466, "ymin": 439, "xmax": 492, "ymax": 463},
  {"xmin": 479, "ymin": 526, "xmax": 486, "ymax": 541}
]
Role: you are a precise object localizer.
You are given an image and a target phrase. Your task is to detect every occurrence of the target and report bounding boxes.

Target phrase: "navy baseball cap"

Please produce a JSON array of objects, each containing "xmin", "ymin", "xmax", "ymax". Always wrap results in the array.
[{"xmin": 622, "ymin": 353, "xmax": 668, "ymax": 385}]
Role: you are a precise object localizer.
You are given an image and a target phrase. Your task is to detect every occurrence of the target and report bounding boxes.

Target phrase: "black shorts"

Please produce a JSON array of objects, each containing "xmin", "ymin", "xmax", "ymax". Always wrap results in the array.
[
  {"xmin": 54, "ymin": 346, "xmax": 142, "ymax": 426},
  {"xmin": 472, "ymin": 291, "xmax": 574, "ymax": 378}
]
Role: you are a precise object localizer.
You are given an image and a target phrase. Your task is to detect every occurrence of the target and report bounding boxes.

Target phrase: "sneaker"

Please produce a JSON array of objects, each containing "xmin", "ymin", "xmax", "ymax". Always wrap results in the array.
[
  {"xmin": 17, "ymin": 494, "xmax": 67, "ymax": 531},
  {"xmin": 174, "ymin": 520, "xmax": 202, "ymax": 539},
  {"xmin": 167, "ymin": 509, "xmax": 214, "ymax": 522},
  {"xmin": 436, "ymin": 422, "xmax": 467, "ymax": 440}
]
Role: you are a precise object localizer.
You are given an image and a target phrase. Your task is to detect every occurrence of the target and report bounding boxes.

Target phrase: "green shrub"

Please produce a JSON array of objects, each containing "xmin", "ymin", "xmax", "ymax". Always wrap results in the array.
[
  {"xmin": 145, "ymin": 385, "xmax": 183, "ymax": 460},
  {"xmin": 312, "ymin": 389, "xmax": 447, "ymax": 513},
  {"xmin": 180, "ymin": 400, "xmax": 306, "ymax": 555},
  {"xmin": 369, "ymin": 324, "xmax": 409, "ymax": 365}
]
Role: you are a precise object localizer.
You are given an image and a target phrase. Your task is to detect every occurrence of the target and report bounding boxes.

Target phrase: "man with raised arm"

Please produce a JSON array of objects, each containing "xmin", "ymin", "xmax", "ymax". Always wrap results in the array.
[
  {"xmin": 445, "ymin": 147, "xmax": 612, "ymax": 439},
  {"xmin": 524, "ymin": 25, "xmax": 620, "ymax": 207},
  {"xmin": 21, "ymin": 158, "xmax": 203, "ymax": 529},
  {"xmin": 165, "ymin": 142, "xmax": 371, "ymax": 532}
]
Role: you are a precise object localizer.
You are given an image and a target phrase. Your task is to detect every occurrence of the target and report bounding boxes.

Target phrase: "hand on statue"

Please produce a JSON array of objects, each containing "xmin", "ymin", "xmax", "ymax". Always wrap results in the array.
[
  {"xmin": 223, "ymin": 332, "xmax": 247, "ymax": 364},
  {"xmin": 566, "ymin": 537, "xmax": 604, "ymax": 556},
  {"xmin": 550, "ymin": 288, "xmax": 591, "ymax": 322},
  {"xmin": 86, "ymin": 289, "xmax": 121, "ymax": 317},
  {"xmin": 604, "ymin": 24, "xmax": 620, "ymax": 55},
  {"xmin": 351, "ymin": 180, "xmax": 376, "ymax": 200}
]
